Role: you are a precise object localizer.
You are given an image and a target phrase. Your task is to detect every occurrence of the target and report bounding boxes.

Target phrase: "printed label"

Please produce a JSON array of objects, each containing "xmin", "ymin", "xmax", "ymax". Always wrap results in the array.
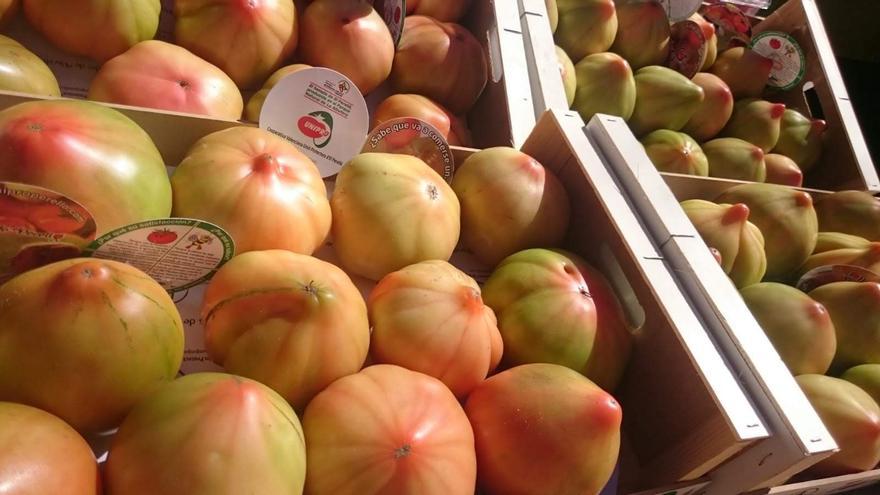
[
  {"xmin": 667, "ymin": 20, "xmax": 707, "ymax": 78},
  {"xmin": 171, "ymin": 284, "xmax": 224, "ymax": 375},
  {"xmin": 83, "ymin": 218, "xmax": 235, "ymax": 293},
  {"xmin": 373, "ymin": 0, "xmax": 406, "ymax": 47},
  {"xmin": 259, "ymin": 68, "xmax": 370, "ymax": 178},
  {"xmin": 362, "ymin": 117, "xmax": 455, "ymax": 181},
  {"xmin": 700, "ymin": 3, "xmax": 754, "ymax": 50},
  {"xmin": 658, "ymin": 0, "xmax": 703, "ymax": 22},
  {"xmin": 751, "ymin": 31, "xmax": 806, "ymax": 91},
  {"xmin": 796, "ymin": 265, "xmax": 880, "ymax": 294},
  {"xmin": 0, "ymin": 182, "xmax": 97, "ymax": 282}
]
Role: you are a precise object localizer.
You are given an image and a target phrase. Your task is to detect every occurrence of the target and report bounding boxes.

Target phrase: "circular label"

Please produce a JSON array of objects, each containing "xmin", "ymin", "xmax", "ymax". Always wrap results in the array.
[
  {"xmin": 658, "ymin": 0, "xmax": 703, "ymax": 22},
  {"xmin": 750, "ymin": 31, "xmax": 806, "ymax": 91},
  {"xmin": 795, "ymin": 265, "xmax": 880, "ymax": 294},
  {"xmin": 362, "ymin": 117, "xmax": 455, "ymax": 181},
  {"xmin": 82, "ymin": 218, "xmax": 235, "ymax": 293},
  {"xmin": 667, "ymin": 20, "xmax": 707, "ymax": 79},
  {"xmin": 373, "ymin": 0, "xmax": 405, "ymax": 47},
  {"xmin": 700, "ymin": 3, "xmax": 753, "ymax": 50},
  {"xmin": 0, "ymin": 182, "xmax": 97, "ymax": 282},
  {"xmin": 259, "ymin": 68, "xmax": 370, "ymax": 178}
]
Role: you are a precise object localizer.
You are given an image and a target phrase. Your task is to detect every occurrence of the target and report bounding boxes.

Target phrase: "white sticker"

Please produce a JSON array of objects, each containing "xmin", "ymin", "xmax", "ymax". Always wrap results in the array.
[
  {"xmin": 658, "ymin": 0, "xmax": 703, "ymax": 22},
  {"xmin": 751, "ymin": 31, "xmax": 806, "ymax": 91},
  {"xmin": 83, "ymin": 218, "xmax": 235, "ymax": 293},
  {"xmin": 259, "ymin": 68, "xmax": 370, "ymax": 178},
  {"xmin": 171, "ymin": 284, "xmax": 224, "ymax": 375},
  {"xmin": 362, "ymin": 117, "xmax": 455, "ymax": 182}
]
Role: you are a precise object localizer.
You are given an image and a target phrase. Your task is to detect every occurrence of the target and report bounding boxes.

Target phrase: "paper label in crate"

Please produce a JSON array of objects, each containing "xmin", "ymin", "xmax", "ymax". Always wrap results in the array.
[
  {"xmin": 83, "ymin": 218, "xmax": 235, "ymax": 293},
  {"xmin": 362, "ymin": 117, "xmax": 455, "ymax": 182},
  {"xmin": 0, "ymin": 182, "xmax": 97, "ymax": 283},
  {"xmin": 657, "ymin": 0, "xmax": 703, "ymax": 22},
  {"xmin": 259, "ymin": 67, "xmax": 370, "ymax": 178},
  {"xmin": 796, "ymin": 265, "xmax": 880, "ymax": 294},
  {"xmin": 171, "ymin": 283, "xmax": 224, "ymax": 375},
  {"xmin": 373, "ymin": 0, "xmax": 406, "ymax": 47},
  {"xmin": 751, "ymin": 31, "xmax": 806, "ymax": 91},
  {"xmin": 700, "ymin": 3, "xmax": 753, "ymax": 50}
]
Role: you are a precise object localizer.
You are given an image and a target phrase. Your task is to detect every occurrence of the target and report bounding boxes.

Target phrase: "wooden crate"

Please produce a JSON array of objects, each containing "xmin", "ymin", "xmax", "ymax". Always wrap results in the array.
[
  {"xmin": 518, "ymin": 0, "xmax": 879, "ymax": 192},
  {"xmin": 588, "ymin": 113, "xmax": 880, "ymax": 495},
  {"xmin": 0, "ymin": 0, "xmax": 536, "ymax": 152}
]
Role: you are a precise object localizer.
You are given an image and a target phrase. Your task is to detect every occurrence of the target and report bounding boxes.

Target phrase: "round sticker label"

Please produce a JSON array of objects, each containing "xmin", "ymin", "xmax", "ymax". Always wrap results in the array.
[
  {"xmin": 751, "ymin": 31, "xmax": 806, "ymax": 91},
  {"xmin": 0, "ymin": 182, "xmax": 97, "ymax": 281},
  {"xmin": 362, "ymin": 118, "xmax": 455, "ymax": 181},
  {"xmin": 700, "ymin": 3, "xmax": 753, "ymax": 50},
  {"xmin": 796, "ymin": 265, "xmax": 880, "ymax": 294},
  {"xmin": 259, "ymin": 68, "xmax": 370, "ymax": 178},
  {"xmin": 374, "ymin": 0, "xmax": 405, "ymax": 47},
  {"xmin": 658, "ymin": 0, "xmax": 703, "ymax": 22},
  {"xmin": 667, "ymin": 20, "xmax": 707, "ymax": 79},
  {"xmin": 83, "ymin": 218, "xmax": 235, "ymax": 293}
]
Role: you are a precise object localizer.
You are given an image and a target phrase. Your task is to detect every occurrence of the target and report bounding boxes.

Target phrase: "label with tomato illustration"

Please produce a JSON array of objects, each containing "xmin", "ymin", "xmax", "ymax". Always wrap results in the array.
[
  {"xmin": 796, "ymin": 265, "xmax": 880, "ymax": 294},
  {"xmin": 750, "ymin": 31, "xmax": 806, "ymax": 91},
  {"xmin": 362, "ymin": 117, "xmax": 455, "ymax": 182},
  {"xmin": 373, "ymin": 0, "xmax": 405, "ymax": 47},
  {"xmin": 0, "ymin": 182, "xmax": 97, "ymax": 283},
  {"xmin": 259, "ymin": 67, "xmax": 370, "ymax": 178},
  {"xmin": 700, "ymin": 3, "xmax": 753, "ymax": 50},
  {"xmin": 82, "ymin": 218, "xmax": 235, "ymax": 293},
  {"xmin": 666, "ymin": 20, "xmax": 707, "ymax": 79}
]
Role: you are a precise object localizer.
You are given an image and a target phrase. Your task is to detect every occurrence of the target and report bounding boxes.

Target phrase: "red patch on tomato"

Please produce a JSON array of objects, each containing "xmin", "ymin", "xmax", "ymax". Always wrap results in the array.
[
  {"xmin": 298, "ymin": 116, "xmax": 330, "ymax": 139},
  {"xmin": 147, "ymin": 229, "xmax": 178, "ymax": 245}
]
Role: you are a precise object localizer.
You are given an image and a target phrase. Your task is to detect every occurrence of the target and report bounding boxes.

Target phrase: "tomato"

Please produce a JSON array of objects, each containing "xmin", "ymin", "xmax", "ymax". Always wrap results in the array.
[
  {"xmin": 331, "ymin": 152, "xmax": 461, "ymax": 281},
  {"xmin": 411, "ymin": 0, "xmax": 472, "ymax": 22},
  {"xmin": 482, "ymin": 249, "xmax": 633, "ymax": 391},
  {"xmin": 391, "ymin": 16, "xmax": 488, "ymax": 114},
  {"xmin": 373, "ymin": 94, "xmax": 473, "ymax": 147},
  {"xmin": 171, "ymin": 126, "xmax": 331, "ymax": 255},
  {"xmin": 22, "ymin": 0, "xmax": 160, "ymax": 62},
  {"xmin": 88, "ymin": 40, "xmax": 244, "ymax": 120},
  {"xmin": 303, "ymin": 364, "xmax": 477, "ymax": 495},
  {"xmin": 465, "ymin": 363, "xmax": 621, "ymax": 495},
  {"xmin": 0, "ymin": 402, "xmax": 100, "ymax": 495},
  {"xmin": 244, "ymin": 63, "xmax": 311, "ymax": 122},
  {"xmin": 105, "ymin": 373, "xmax": 306, "ymax": 495},
  {"xmin": 0, "ymin": 0, "xmax": 18, "ymax": 26},
  {"xmin": 368, "ymin": 260, "xmax": 503, "ymax": 398},
  {"xmin": 0, "ymin": 258, "xmax": 184, "ymax": 433},
  {"xmin": 174, "ymin": 0, "xmax": 299, "ymax": 89},
  {"xmin": 201, "ymin": 250, "xmax": 370, "ymax": 411},
  {"xmin": 0, "ymin": 99, "xmax": 171, "ymax": 237},
  {"xmin": 0, "ymin": 34, "xmax": 61, "ymax": 97}
]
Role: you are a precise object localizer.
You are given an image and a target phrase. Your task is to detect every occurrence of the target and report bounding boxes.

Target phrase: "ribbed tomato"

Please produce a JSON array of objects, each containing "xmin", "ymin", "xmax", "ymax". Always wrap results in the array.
[
  {"xmin": 0, "ymin": 402, "xmax": 100, "ymax": 495},
  {"xmin": 369, "ymin": 260, "xmax": 502, "ymax": 398},
  {"xmin": 174, "ymin": 0, "xmax": 299, "ymax": 89},
  {"xmin": 0, "ymin": 34, "xmax": 60, "ymax": 97},
  {"xmin": 105, "ymin": 373, "xmax": 306, "ymax": 495},
  {"xmin": 0, "ymin": 99, "xmax": 171, "ymax": 236},
  {"xmin": 171, "ymin": 126, "xmax": 331, "ymax": 255},
  {"xmin": 22, "ymin": 0, "xmax": 160, "ymax": 62},
  {"xmin": 303, "ymin": 364, "xmax": 477, "ymax": 495},
  {"xmin": 0, "ymin": 258, "xmax": 184, "ymax": 433},
  {"xmin": 88, "ymin": 40, "xmax": 243, "ymax": 120},
  {"xmin": 373, "ymin": 94, "xmax": 473, "ymax": 147},
  {"xmin": 201, "ymin": 250, "xmax": 370, "ymax": 411}
]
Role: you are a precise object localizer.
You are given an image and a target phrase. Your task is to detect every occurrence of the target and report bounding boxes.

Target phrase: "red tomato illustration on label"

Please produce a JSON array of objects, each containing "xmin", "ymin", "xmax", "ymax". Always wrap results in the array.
[
  {"xmin": 147, "ymin": 229, "xmax": 178, "ymax": 245},
  {"xmin": 769, "ymin": 38, "xmax": 782, "ymax": 49}
]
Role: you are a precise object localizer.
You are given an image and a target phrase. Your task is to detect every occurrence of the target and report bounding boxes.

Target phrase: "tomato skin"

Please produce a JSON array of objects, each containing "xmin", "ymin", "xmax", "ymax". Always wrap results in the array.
[
  {"xmin": 22, "ymin": 0, "xmax": 160, "ymax": 62},
  {"xmin": 201, "ymin": 250, "xmax": 370, "ymax": 411},
  {"xmin": 0, "ymin": 258, "xmax": 184, "ymax": 433},
  {"xmin": 174, "ymin": 0, "xmax": 299, "ymax": 89},
  {"xmin": 0, "ymin": 402, "xmax": 100, "ymax": 495},
  {"xmin": 303, "ymin": 364, "xmax": 477, "ymax": 495},
  {"xmin": 88, "ymin": 40, "xmax": 244, "ymax": 120},
  {"xmin": 465, "ymin": 363, "xmax": 622, "ymax": 495},
  {"xmin": 368, "ymin": 260, "xmax": 503, "ymax": 398},
  {"xmin": 373, "ymin": 94, "xmax": 473, "ymax": 147},
  {"xmin": 104, "ymin": 373, "xmax": 306, "ymax": 495},
  {"xmin": 0, "ymin": 34, "xmax": 60, "ymax": 97}
]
